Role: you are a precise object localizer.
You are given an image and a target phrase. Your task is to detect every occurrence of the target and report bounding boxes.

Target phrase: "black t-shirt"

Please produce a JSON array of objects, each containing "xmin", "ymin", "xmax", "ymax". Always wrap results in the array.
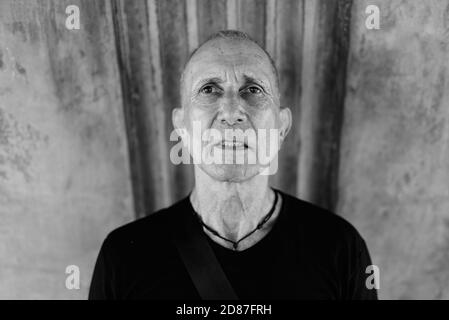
[{"xmin": 89, "ymin": 190, "xmax": 378, "ymax": 300}]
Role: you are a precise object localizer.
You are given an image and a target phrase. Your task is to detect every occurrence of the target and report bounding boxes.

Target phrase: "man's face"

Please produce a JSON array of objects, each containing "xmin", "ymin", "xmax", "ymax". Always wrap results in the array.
[{"xmin": 174, "ymin": 38, "xmax": 291, "ymax": 182}]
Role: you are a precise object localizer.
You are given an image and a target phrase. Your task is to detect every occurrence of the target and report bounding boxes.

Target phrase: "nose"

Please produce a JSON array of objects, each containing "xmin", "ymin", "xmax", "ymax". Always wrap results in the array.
[{"xmin": 216, "ymin": 96, "xmax": 247, "ymax": 126}]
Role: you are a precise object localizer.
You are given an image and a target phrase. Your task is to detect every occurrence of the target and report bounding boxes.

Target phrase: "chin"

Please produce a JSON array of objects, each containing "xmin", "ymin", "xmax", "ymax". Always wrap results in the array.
[{"xmin": 199, "ymin": 163, "xmax": 260, "ymax": 182}]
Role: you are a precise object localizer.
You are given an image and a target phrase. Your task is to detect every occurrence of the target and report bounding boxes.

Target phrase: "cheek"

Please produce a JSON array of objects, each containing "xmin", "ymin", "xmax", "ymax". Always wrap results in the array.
[
  {"xmin": 247, "ymin": 107, "xmax": 279, "ymax": 130},
  {"xmin": 191, "ymin": 94, "xmax": 221, "ymax": 107},
  {"xmin": 184, "ymin": 105, "xmax": 216, "ymax": 132},
  {"xmin": 243, "ymin": 94, "xmax": 272, "ymax": 109},
  {"xmin": 243, "ymin": 94, "xmax": 279, "ymax": 124}
]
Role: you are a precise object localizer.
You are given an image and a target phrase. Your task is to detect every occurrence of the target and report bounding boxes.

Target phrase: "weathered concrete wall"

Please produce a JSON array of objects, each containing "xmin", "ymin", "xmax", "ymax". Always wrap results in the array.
[
  {"xmin": 339, "ymin": 0, "xmax": 449, "ymax": 299},
  {"xmin": 2, "ymin": 0, "xmax": 448, "ymax": 300},
  {"xmin": 0, "ymin": 0, "xmax": 134, "ymax": 299}
]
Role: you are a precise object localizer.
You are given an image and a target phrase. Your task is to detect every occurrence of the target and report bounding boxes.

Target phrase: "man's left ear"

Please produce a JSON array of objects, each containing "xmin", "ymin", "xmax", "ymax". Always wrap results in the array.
[{"xmin": 279, "ymin": 107, "xmax": 292, "ymax": 143}]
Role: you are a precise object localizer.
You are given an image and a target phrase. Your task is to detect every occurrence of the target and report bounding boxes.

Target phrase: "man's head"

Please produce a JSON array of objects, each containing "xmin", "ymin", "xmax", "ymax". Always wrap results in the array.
[{"xmin": 173, "ymin": 30, "xmax": 292, "ymax": 182}]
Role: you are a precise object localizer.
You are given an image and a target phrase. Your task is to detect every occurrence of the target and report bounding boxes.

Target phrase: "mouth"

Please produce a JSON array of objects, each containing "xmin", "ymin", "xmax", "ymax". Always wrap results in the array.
[{"xmin": 217, "ymin": 140, "xmax": 248, "ymax": 150}]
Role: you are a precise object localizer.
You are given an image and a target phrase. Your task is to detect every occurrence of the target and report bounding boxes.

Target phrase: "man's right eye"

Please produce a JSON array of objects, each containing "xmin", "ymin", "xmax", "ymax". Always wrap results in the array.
[{"xmin": 200, "ymin": 85, "xmax": 218, "ymax": 95}]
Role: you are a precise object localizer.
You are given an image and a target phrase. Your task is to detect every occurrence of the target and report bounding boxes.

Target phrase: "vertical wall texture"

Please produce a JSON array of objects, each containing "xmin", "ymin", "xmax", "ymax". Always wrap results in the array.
[
  {"xmin": 298, "ymin": 0, "xmax": 352, "ymax": 209},
  {"xmin": 113, "ymin": 0, "xmax": 350, "ymax": 215},
  {"xmin": 339, "ymin": 0, "xmax": 449, "ymax": 299},
  {"xmin": 0, "ymin": 0, "xmax": 134, "ymax": 298}
]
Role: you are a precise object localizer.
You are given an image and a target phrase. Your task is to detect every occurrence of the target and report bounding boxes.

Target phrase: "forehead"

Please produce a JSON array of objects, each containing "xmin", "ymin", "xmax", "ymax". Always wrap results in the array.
[{"xmin": 183, "ymin": 39, "xmax": 276, "ymax": 88}]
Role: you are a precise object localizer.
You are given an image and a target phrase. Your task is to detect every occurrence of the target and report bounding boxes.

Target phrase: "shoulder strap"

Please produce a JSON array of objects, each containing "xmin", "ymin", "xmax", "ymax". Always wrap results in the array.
[
  {"xmin": 271, "ymin": 191, "xmax": 300, "ymax": 298},
  {"xmin": 171, "ymin": 205, "xmax": 238, "ymax": 300}
]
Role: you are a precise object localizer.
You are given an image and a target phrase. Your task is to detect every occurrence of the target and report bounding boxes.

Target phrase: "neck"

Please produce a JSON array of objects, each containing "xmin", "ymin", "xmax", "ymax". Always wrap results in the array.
[{"xmin": 190, "ymin": 167, "xmax": 276, "ymax": 243}]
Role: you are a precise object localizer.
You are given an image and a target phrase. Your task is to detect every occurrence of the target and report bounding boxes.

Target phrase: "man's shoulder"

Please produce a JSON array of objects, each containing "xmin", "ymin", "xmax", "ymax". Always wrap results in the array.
[
  {"xmin": 280, "ymin": 191, "xmax": 364, "ymax": 244},
  {"xmin": 103, "ymin": 197, "xmax": 189, "ymax": 251}
]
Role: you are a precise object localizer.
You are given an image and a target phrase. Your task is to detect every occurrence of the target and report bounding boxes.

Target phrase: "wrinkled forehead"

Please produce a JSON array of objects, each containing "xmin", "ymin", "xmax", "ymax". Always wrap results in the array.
[{"xmin": 182, "ymin": 39, "xmax": 277, "ymax": 90}]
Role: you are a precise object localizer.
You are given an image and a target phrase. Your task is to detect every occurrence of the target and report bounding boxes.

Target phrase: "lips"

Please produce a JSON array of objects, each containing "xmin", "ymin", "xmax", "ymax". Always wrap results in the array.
[{"xmin": 218, "ymin": 140, "xmax": 248, "ymax": 149}]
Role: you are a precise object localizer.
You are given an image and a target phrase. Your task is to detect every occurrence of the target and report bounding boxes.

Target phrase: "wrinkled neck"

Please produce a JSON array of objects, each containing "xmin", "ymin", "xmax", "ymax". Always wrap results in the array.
[{"xmin": 190, "ymin": 167, "xmax": 274, "ymax": 242}]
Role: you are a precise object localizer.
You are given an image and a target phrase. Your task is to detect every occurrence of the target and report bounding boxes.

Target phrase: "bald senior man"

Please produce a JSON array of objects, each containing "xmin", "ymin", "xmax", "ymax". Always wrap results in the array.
[{"xmin": 89, "ymin": 30, "xmax": 378, "ymax": 300}]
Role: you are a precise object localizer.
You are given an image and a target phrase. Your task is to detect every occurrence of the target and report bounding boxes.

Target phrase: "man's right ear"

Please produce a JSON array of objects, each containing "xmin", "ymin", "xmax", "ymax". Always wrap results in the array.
[{"xmin": 172, "ymin": 107, "xmax": 185, "ymax": 134}]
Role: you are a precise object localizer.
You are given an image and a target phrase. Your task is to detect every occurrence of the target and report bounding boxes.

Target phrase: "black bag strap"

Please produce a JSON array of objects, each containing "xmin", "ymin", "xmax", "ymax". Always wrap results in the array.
[{"xmin": 172, "ymin": 206, "xmax": 238, "ymax": 300}]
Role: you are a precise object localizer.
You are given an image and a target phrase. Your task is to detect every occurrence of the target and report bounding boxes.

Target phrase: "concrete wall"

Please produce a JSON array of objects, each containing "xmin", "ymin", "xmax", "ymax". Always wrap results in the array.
[
  {"xmin": 0, "ymin": 0, "xmax": 134, "ymax": 299},
  {"xmin": 339, "ymin": 0, "xmax": 449, "ymax": 299},
  {"xmin": 1, "ymin": 0, "xmax": 449, "ymax": 300}
]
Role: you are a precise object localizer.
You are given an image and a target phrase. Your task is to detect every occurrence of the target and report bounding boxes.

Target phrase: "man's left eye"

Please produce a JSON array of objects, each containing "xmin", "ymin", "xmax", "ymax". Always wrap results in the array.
[{"xmin": 244, "ymin": 86, "xmax": 262, "ymax": 94}]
